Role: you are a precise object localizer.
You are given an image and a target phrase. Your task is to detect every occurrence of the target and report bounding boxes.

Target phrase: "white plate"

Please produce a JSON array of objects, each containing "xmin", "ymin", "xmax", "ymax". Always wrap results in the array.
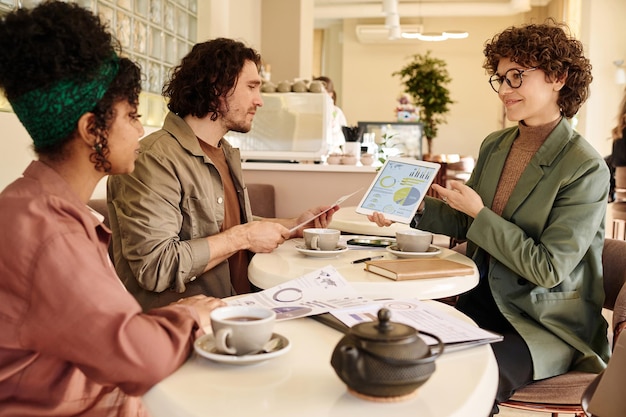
[
  {"xmin": 386, "ymin": 244, "xmax": 442, "ymax": 259},
  {"xmin": 295, "ymin": 244, "xmax": 349, "ymax": 258},
  {"xmin": 194, "ymin": 332, "xmax": 291, "ymax": 366}
]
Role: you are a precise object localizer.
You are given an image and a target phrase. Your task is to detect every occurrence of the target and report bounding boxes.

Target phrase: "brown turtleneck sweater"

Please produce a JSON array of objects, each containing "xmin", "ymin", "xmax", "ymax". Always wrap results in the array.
[{"xmin": 491, "ymin": 118, "xmax": 561, "ymax": 215}]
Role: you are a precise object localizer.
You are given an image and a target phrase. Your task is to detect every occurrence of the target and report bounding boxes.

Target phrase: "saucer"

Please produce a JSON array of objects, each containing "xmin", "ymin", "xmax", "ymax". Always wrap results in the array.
[
  {"xmin": 386, "ymin": 245, "xmax": 442, "ymax": 259},
  {"xmin": 194, "ymin": 332, "xmax": 291, "ymax": 366},
  {"xmin": 295, "ymin": 244, "xmax": 349, "ymax": 258}
]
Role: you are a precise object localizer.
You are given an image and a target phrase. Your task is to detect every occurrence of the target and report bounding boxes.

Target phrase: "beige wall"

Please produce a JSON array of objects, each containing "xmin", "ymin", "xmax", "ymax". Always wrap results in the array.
[
  {"xmin": 197, "ymin": 0, "xmax": 261, "ymax": 48},
  {"xmin": 336, "ymin": 15, "xmax": 524, "ymax": 159},
  {"xmin": 579, "ymin": 0, "xmax": 626, "ymax": 158},
  {"xmin": 0, "ymin": 114, "xmax": 36, "ymax": 191}
]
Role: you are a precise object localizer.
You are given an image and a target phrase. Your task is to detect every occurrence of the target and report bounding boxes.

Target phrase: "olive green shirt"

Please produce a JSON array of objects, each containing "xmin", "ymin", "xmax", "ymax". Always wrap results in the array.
[{"xmin": 107, "ymin": 112, "xmax": 254, "ymax": 310}]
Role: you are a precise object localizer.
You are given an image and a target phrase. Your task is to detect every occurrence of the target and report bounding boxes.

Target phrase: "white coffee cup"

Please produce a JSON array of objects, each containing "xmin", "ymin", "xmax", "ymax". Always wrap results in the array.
[
  {"xmin": 395, "ymin": 229, "xmax": 433, "ymax": 252},
  {"xmin": 210, "ymin": 306, "xmax": 276, "ymax": 356},
  {"xmin": 303, "ymin": 228, "xmax": 340, "ymax": 251}
]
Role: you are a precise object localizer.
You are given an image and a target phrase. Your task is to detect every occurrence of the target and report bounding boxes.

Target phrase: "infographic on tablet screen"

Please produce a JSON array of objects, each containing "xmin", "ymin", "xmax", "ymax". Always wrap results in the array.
[{"xmin": 360, "ymin": 160, "xmax": 438, "ymax": 219}]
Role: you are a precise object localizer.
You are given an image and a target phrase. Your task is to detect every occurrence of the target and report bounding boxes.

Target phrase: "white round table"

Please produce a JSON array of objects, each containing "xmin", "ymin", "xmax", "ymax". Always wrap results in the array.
[
  {"xmin": 248, "ymin": 237, "xmax": 479, "ymax": 300},
  {"xmin": 143, "ymin": 301, "xmax": 498, "ymax": 417}
]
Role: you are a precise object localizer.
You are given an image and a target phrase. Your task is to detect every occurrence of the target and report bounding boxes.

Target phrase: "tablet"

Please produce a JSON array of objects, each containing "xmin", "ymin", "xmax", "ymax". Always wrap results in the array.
[{"xmin": 356, "ymin": 157, "xmax": 441, "ymax": 224}]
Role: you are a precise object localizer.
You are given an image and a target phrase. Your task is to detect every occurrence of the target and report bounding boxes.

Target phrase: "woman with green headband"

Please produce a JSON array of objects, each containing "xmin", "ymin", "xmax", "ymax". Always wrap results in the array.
[{"xmin": 0, "ymin": 2, "xmax": 225, "ymax": 416}]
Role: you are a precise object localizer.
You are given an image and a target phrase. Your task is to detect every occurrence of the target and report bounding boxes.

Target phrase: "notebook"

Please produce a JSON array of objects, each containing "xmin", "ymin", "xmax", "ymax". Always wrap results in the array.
[{"xmin": 364, "ymin": 258, "xmax": 475, "ymax": 281}]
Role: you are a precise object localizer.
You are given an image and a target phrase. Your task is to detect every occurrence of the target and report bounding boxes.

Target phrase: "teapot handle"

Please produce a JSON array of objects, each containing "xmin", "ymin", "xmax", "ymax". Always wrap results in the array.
[{"xmin": 357, "ymin": 330, "xmax": 444, "ymax": 366}]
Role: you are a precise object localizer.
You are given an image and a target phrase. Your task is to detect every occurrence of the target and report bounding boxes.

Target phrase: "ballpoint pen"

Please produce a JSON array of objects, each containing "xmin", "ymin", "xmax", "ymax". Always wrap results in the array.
[{"xmin": 351, "ymin": 255, "xmax": 384, "ymax": 264}]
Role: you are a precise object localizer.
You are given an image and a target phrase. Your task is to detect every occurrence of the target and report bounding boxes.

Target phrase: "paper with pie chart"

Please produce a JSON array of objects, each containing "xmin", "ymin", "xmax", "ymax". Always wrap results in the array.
[
  {"xmin": 226, "ymin": 266, "xmax": 372, "ymax": 321},
  {"xmin": 356, "ymin": 157, "xmax": 441, "ymax": 223}
]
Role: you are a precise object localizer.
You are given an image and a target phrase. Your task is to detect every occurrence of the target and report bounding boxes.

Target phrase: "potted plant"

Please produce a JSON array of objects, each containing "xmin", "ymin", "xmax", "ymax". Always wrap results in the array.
[{"xmin": 393, "ymin": 51, "xmax": 454, "ymax": 156}]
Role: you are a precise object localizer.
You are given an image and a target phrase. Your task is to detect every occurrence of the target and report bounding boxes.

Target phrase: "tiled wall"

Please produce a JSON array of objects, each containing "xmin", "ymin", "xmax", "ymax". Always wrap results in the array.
[
  {"xmin": 77, "ymin": 0, "xmax": 197, "ymax": 95},
  {"xmin": 0, "ymin": 0, "xmax": 199, "ymax": 125}
]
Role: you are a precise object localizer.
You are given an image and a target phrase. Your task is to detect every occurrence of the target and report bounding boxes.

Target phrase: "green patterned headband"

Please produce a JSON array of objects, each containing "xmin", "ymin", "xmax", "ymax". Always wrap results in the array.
[{"xmin": 10, "ymin": 56, "xmax": 119, "ymax": 149}]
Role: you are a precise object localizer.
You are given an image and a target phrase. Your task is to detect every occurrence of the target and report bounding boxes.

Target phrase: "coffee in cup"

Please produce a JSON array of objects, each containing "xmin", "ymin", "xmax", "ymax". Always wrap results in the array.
[
  {"xmin": 210, "ymin": 306, "xmax": 276, "ymax": 356},
  {"xmin": 395, "ymin": 229, "xmax": 433, "ymax": 252},
  {"xmin": 303, "ymin": 228, "xmax": 340, "ymax": 251}
]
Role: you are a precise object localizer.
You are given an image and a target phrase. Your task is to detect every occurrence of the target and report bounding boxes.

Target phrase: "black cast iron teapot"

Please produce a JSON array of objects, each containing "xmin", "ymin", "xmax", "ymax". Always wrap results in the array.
[{"xmin": 330, "ymin": 308, "xmax": 443, "ymax": 399}]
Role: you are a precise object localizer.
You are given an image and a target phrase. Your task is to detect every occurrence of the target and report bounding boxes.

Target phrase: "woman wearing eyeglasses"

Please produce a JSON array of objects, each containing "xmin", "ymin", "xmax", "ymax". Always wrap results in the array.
[{"xmin": 369, "ymin": 20, "xmax": 610, "ymax": 413}]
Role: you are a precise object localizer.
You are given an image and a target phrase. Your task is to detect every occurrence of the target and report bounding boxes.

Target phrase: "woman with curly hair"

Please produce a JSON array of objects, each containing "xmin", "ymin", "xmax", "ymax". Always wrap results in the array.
[
  {"xmin": 0, "ymin": 2, "xmax": 225, "ymax": 415},
  {"xmin": 369, "ymin": 20, "xmax": 610, "ymax": 413}
]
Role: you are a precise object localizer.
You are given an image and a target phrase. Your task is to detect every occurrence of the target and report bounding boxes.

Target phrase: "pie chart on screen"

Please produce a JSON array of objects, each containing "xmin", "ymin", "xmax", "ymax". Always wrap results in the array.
[{"xmin": 393, "ymin": 187, "xmax": 420, "ymax": 206}]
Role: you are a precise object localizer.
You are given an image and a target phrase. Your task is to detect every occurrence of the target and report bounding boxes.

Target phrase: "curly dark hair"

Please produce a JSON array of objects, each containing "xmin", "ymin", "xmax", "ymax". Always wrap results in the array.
[
  {"xmin": 89, "ymin": 57, "xmax": 142, "ymax": 173},
  {"xmin": 482, "ymin": 19, "xmax": 592, "ymax": 118},
  {"xmin": 0, "ymin": 0, "xmax": 141, "ymax": 171},
  {"xmin": 163, "ymin": 38, "xmax": 261, "ymax": 120}
]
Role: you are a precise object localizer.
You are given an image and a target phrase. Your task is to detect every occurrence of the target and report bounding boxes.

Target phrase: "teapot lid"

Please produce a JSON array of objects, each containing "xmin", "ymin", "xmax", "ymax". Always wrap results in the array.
[{"xmin": 349, "ymin": 308, "xmax": 418, "ymax": 342}]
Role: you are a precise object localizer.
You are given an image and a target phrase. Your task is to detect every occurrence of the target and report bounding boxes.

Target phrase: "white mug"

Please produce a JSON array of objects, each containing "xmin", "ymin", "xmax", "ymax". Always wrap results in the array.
[
  {"xmin": 210, "ymin": 306, "xmax": 276, "ymax": 356},
  {"xmin": 396, "ymin": 229, "xmax": 433, "ymax": 252},
  {"xmin": 303, "ymin": 228, "xmax": 340, "ymax": 251}
]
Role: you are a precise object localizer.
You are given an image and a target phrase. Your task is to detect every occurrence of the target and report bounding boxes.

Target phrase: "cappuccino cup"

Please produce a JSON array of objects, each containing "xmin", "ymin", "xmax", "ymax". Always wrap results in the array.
[
  {"xmin": 303, "ymin": 228, "xmax": 340, "ymax": 251},
  {"xmin": 396, "ymin": 229, "xmax": 433, "ymax": 253},
  {"xmin": 210, "ymin": 306, "xmax": 275, "ymax": 356}
]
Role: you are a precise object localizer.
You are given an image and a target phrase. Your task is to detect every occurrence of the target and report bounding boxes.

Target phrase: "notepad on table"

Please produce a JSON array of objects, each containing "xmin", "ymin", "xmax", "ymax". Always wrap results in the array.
[{"xmin": 364, "ymin": 258, "xmax": 475, "ymax": 281}]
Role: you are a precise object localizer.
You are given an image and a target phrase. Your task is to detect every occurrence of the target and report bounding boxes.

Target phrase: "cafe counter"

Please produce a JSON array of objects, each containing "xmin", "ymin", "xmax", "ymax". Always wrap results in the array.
[{"xmin": 242, "ymin": 162, "xmax": 378, "ymax": 218}]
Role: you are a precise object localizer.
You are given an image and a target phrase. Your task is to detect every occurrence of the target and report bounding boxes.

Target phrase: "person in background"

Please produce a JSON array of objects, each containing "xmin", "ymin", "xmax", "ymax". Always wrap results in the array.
[
  {"xmin": 368, "ymin": 20, "xmax": 609, "ymax": 414},
  {"xmin": 606, "ymin": 88, "xmax": 626, "ymax": 201},
  {"xmin": 107, "ymin": 38, "xmax": 337, "ymax": 311},
  {"xmin": 0, "ymin": 2, "xmax": 225, "ymax": 416},
  {"xmin": 314, "ymin": 75, "xmax": 348, "ymax": 153}
]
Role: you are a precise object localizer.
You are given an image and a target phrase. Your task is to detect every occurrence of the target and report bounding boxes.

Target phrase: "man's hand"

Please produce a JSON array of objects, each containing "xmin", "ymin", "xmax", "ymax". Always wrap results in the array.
[
  {"xmin": 240, "ymin": 221, "xmax": 291, "ymax": 253},
  {"xmin": 290, "ymin": 205, "xmax": 339, "ymax": 237},
  {"xmin": 204, "ymin": 221, "xmax": 291, "ymax": 273}
]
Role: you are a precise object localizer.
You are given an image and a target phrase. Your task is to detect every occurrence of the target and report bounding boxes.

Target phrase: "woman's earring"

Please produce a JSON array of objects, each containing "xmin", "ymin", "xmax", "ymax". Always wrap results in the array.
[{"xmin": 93, "ymin": 143, "xmax": 103, "ymax": 153}]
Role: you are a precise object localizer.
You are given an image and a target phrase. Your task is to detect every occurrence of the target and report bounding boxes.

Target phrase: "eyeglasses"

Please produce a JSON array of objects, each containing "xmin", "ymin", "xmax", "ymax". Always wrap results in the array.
[{"xmin": 488, "ymin": 67, "xmax": 538, "ymax": 93}]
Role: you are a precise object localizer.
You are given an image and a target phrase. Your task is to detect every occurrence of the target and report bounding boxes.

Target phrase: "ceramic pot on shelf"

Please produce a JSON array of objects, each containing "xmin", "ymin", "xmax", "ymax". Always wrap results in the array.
[{"xmin": 360, "ymin": 153, "xmax": 374, "ymax": 166}]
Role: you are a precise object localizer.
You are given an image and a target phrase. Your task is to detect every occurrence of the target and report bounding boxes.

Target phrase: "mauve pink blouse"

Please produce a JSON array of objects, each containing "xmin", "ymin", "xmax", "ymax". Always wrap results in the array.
[{"xmin": 0, "ymin": 161, "xmax": 204, "ymax": 416}]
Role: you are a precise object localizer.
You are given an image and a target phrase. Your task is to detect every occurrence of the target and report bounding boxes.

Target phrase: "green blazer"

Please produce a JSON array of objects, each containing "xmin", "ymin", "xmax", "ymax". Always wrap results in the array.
[{"xmin": 419, "ymin": 118, "xmax": 610, "ymax": 380}]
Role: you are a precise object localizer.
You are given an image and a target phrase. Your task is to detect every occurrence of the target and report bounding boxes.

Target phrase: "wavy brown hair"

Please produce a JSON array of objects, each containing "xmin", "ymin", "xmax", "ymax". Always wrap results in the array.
[
  {"xmin": 163, "ymin": 38, "xmax": 261, "ymax": 120},
  {"xmin": 483, "ymin": 19, "xmax": 592, "ymax": 118}
]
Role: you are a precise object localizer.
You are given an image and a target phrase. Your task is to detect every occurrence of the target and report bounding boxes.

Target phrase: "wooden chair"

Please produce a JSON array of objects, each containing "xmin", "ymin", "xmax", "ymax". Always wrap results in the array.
[
  {"xmin": 499, "ymin": 238, "xmax": 626, "ymax": 417},
  {"xmin": 612, "ymin": 167, "xmax": 626, "ymax": 240},
  {"xmin": 246, "ymin": 183, "xmax": 276, "ymax": 218},
  {"xmin": 611, "ymin": 203, "xmax": 626, "ymax": 240},
  {"xmin": 615, "ymin": 166, "xmax": 626, "ymax": 203}
]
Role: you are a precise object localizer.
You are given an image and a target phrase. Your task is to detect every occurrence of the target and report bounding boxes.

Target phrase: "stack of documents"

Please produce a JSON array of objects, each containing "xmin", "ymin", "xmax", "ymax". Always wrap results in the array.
[{"xmin": 228, "ymin": 266, "xmax": 501, "ymax": 352}]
